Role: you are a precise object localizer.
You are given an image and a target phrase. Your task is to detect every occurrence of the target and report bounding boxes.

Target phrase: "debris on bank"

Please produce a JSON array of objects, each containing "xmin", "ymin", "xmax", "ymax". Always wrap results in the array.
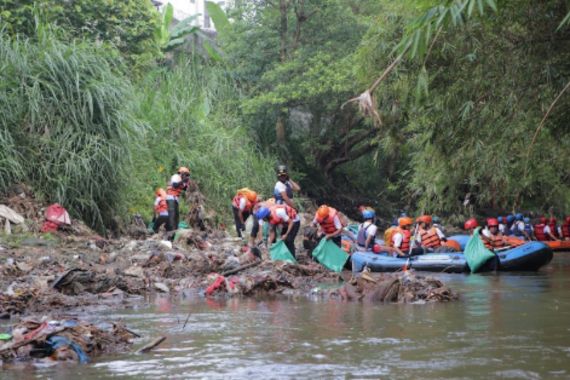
[
  {"xmin": 0, "ymin": 317, "xmax": 136, "ymax": 365},
  {"xmin": 334, "ymin": 271, "xmax": 458, "ymax": 303}
]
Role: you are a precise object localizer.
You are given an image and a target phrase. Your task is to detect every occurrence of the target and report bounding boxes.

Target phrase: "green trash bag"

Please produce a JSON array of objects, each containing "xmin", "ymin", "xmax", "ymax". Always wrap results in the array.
[
  {"xmin": 311, "ymin": 238, "xmax": 349, "ymax": 272},
  {"xmin": 147, "ymin": 221, "xmax": 155, "ymax": 232},
  {"xmin": 270, "ymin": 240, "xmax": 297, "ymax": 264},
  {"xmin": 464, "ymin": 227, "xmax": 496, "ymax": 273},
  {"xmin": 178, "ymin": 221, "xmax": 189, "ymax": 229}
]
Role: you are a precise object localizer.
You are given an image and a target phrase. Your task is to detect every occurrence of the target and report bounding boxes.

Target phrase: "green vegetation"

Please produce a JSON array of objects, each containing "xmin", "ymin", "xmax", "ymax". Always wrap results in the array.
[{"xmin": 1, "ymin": 0, "xmax": 569, "ymax": 233}]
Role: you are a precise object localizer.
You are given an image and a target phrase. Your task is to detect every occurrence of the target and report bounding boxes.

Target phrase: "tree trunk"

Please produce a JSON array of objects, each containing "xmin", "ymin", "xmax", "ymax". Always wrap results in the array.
[
  {"xmin": 276, "ymin": 113, "xmax": 286, "ymax": 144},
  {"xmin": 276, "ymin": 0, "xmax": 289, "ymax": 144}
]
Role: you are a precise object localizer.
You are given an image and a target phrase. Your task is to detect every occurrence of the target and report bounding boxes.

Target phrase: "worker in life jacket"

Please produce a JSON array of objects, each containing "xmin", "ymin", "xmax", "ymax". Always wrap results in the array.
[
  {"xmin": 390, "ymin": 217, "xmax": 415, "ymax": 257},
  {"xmin": 152, "ymin": 188, "xmax": 169, "ymax": 233},
  {"xmin": 533, "ymin": 217, "xmax": 548, "ymax": 241},
  {"xmin": 416, "ymin": 215, "xmax": 446, "ymax": 249},
  {"xmin": 231, "ymin": 188, "xmax": 259, "ymax": 239},
  {"xmin": 511, "ymin": 213, "xmax": 525, "ymax": 238},
  {"xmin": 166, "ymin": 174, "xmax": 184, "ymax": 231},
  {"xmin": 464, "ymin": 218, "xmax": 479, "ymax": 235},
  {"xmin": 356, "ymin": 208, "xmax": 377, "ymax": 251},
  {"xmin": 522, "ymin": 217, "xmax": 534, "ymax": 241},
  {"xmin": 562, "ymin": 216, "xmax": 570, "ymax": 241},
  {"xmin": 312, "ymin": 205, "xmax": 344, "ymax": 247},
  {"xmin": 504, "ymin": 215, "xmax": 515, "ymax": 236},
  {"xmin": 544, "ymin": 217, "xmax": 561, "ymax": 241},
  {"xmin": 497, "ymin": 216, "xmax": 506, "ymax": 234},
  {"xmin": 432, "ymin": 216, "xmax": 445, "ymax": 234},
  {"xmin": 178, "ymin": 166, "xmax": 191, "ymax": 190},
  {"xmin": 256, "ymin": 204, "xmax": 301, "ymax": 258},
  {"xmin": 481, "ymin": 218, "xmax": 508, "ymax": 250},
  {"xmin": 273, "ymin": 165, "xmax": 301, "ymax": 210}
]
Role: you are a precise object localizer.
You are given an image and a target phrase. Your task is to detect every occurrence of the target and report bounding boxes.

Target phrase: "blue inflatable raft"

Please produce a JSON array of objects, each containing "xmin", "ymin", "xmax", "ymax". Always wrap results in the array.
[{"xmin": 351, "ymin": 241, "xmax": 552, "ymax": 273}]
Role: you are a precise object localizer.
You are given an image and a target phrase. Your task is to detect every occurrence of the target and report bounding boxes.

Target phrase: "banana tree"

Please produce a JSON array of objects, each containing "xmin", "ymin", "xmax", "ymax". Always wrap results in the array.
[{"xmin": 155, "ymin": 3, "xmax": 200, "ymax": 53}]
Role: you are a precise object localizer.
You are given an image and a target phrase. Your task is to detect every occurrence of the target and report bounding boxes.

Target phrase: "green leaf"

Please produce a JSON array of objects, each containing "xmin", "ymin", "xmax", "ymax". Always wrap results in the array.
[
  {"xmin": 203, "ymin": 40, "xmax": 222, "ymax": 62},
  {"xmin": 205, "ymin": 1, "xmax": 229, "ymax": 34}
]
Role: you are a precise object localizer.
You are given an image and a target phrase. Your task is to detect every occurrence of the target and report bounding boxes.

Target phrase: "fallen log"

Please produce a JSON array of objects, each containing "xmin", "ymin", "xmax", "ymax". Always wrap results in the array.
[{"xmin": 136, "ymin": 336, "xmax": 166, "ymax": 354}]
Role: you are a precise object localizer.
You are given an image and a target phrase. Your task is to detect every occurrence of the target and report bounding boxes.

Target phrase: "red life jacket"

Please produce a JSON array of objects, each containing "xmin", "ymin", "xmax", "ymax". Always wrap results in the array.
[
  {"xmin": 316, "ymin": 208, "xmax": 339, "ymax": 234},
  {"xmin": 533, "ymin": 224, "xmax": 547, "ymax": 241},
  {"xmin": 269, "ymin": 205, "xmax": 297, "ymax": 226},
  {"xmin": 562, "ymin": 223, "xmax": 570, "ymax": 239},
  {"xmin": 391, "ymin": 227, "xmax": 410, "ymax": 252},
  {"xmin": 232, "ymin": 194, "xmax": 254, "ymax": 212},
  {"xmin": 548, "ymin": 220, "xmax": 560, "ymax": 238},
  {"xmin": 484, "ymin": 234, "xmax": 507, "ymax": 250},
  {"xmin": 420, "ymin": 227, "xmax": 441, "ymax": 248}
]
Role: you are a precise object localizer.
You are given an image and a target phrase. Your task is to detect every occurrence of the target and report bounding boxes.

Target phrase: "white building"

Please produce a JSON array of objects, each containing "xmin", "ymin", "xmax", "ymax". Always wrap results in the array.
[{"xmin": 155, "ymin": 0, "xmax": 227, "ymax": 31}]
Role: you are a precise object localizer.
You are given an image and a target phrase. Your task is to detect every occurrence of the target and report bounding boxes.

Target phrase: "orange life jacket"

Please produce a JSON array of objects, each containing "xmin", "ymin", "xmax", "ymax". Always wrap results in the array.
[
  {"xmin": 232, "ymin": 194, "xmax": 254, "ymax": 212},
  {"xmin": 420, "ymin": 227, "xmax": 442, "ymax": 248},
  {"xmin": 269, "ymin": 205, "xmax": 297, "ymax": 226},
  {"xmin": 484, "ymin": 234, "xmax": 507, "ymax": 250},
  {"xmin": 167, "ymin": 185, "xmax": 183, "ymax": 199},
  {"xmin": 315, "ymin": 208, "xmax": 340, "ymax": 234},
  {"xmin": 154, "ymin": 191, "xmax": 168, "ymax": 214},
  {"xmin": 391, "ymin": 227, "xmax": 410, "ymax": 252}
]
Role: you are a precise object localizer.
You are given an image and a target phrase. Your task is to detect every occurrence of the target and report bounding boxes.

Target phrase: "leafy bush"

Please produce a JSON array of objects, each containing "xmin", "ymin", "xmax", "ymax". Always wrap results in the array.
[{"xmin": 0, "ymin": 33, "xmax": 138, "ymax": 230}]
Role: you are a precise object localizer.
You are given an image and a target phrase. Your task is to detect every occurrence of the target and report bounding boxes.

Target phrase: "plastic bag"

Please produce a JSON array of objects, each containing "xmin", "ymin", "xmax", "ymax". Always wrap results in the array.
[
  {"xmin": 270, "ymin": 240, "xmax": 297, "ymax": 264},
  {"xmin": 464, "ymin": 228, "xmax": 496, "ymax": 273},
  {"xmin": 312, "ymin": 238, "xmax": 349, "ymax": 272}
]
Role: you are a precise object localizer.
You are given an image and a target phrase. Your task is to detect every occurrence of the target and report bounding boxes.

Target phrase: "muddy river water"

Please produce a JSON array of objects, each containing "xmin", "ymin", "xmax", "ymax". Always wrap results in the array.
[{"xmin": 5, "ymin": 254, "xmax": 570, "ymax": 379}]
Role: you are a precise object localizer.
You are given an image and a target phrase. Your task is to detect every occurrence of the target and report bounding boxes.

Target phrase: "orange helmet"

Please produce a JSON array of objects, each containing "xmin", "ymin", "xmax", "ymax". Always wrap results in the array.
[
  {"xmin": 399, "ymin": 217, "xmax": 413, "ymax": 227},
  {"xmin": 178, "ymin": 166, "xmax": 190, "ymax": 175},
  {"xmin": 317, "ymin": 205, "xmax": 330, "ymax": 219},
  {"xmin": 245, "ymin": 190, "xmax": 258, "ymax": 203},
  {"xmin": 464, "ymin": 218, "xmax": 479, "ymax": 230},
  {"xmin": 416, "ymin": 215, "xmax": 432, "ymax": 224}
]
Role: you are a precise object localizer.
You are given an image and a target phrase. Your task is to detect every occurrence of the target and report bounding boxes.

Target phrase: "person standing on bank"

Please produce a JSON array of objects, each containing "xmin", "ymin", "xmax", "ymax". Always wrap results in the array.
[{"xmin": 273, "ymin": 165, "xmax": 301, "ymax": 209}]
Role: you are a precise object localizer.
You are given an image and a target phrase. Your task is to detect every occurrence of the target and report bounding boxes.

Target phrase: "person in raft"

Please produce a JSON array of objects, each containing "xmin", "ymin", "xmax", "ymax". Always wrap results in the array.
[
  {"xmin": 256, "ymin": 204, "xmax": 301, "ymax": 258},
  {"xmin": 481, "ymin": 218, "xmax": 508, "ymax": 250},
  {"xmin": 273, "ymin": 165, "xmax": 301, "ymax": 209},
  {"xmin": 312, "ymin": 205, "xmax": 344, "ymax": 247},
  {"xmin": 561, "ymin": 216, "xmax": 570, "ymax": 241},
  {"xmin": 390, "ymin": 216, "xmax": 423, "ymax": 256},
  {"xmin": 415, "ymin": 215, "xmax": 447, "ymax": 249},
  {"xmin": 231, "ymin": 188, "xmax": 259, "ymax": 240},
  {"xmin": 152, "ymin": 188, "xmax": 169, "ymax": 233}
]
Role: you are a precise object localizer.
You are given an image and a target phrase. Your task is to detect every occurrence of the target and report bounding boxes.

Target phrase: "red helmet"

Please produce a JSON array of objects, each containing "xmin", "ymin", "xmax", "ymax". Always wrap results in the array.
[
  {"xmin": 416, "ymin": 215, "xmax": 432, "ymax": 224},
  {"xmin": 464, "ymin": 218, "xmax": 479, "ymax": 230},
  {"xmin": 486, "ymin": 218, "xmax": 499, "ymax": 227},
  {"xmin": 539, "ymin": 216, "xmax": 547, "ymax": 224}
]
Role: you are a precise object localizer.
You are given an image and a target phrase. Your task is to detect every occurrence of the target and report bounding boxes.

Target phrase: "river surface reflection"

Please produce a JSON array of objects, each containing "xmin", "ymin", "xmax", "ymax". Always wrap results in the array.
[{"xmin": 6, "ymin": 254, "xmax": 570, "ymax": 379}]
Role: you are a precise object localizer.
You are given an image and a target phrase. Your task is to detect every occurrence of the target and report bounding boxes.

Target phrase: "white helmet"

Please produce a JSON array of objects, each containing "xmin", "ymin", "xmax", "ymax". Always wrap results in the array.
[{"xmin": 170, "ymin": 174, "xmax": 182, "ymax": 185}]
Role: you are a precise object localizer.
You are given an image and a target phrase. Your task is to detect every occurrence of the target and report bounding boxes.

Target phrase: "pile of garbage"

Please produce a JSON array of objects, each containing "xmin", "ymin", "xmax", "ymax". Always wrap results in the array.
[
  {"xmin": 0, "ymin": 317, "xmax": 136, "ymax": 365},
  {"xmin": 333, "ymin": 271, "xmax": 458, "ymax": 303}
]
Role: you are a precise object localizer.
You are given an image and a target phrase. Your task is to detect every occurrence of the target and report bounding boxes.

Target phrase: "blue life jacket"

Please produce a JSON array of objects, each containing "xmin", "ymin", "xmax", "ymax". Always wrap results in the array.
[
  {"xmin": 512, "ymin": 221, "xmax": 525, "ymax": 237},
  {"xmin": 274, "ymin": 181, "xmax": 293, "ymax": 204},
  {"xmin": 357, "ymin": 223, "xmax": 374, "ymax": 249},
  {"xmin": 524, "ymin": 223, "xmax": 533, "ymax": 238}
]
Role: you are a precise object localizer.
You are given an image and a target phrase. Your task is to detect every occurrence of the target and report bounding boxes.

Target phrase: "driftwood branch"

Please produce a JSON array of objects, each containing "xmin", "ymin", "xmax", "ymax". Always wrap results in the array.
[{"xmin": 136, "ymin": 336, "xmax": 166, "ymax": 354}]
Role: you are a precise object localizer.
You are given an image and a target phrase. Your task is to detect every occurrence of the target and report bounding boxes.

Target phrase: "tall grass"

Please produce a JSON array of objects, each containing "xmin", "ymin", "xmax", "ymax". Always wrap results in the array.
[
  {"xmin": 0, "ymin": 33, "xmax": 137, "ymax": 230},
  {"xmin": 127, "ymin": 59, "xmax": 276, "ymax": 223}
]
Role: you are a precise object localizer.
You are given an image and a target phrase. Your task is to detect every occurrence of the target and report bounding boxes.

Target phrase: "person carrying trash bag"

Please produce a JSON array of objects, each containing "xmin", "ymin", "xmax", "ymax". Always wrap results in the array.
[
  {"xmin": 312, "ymin": 205, "xmax": 345, "ymax": 248},
  {"xmin": 152, "ymin": 188, "xmax": 169, "ymax": 233},
  {"xmin": 231, "ymin": 188, "xmax": 259, "ymax": 239},
  {"xmin": 256, "ymin": 203, "xmax": 301, "ymax": 258}
]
